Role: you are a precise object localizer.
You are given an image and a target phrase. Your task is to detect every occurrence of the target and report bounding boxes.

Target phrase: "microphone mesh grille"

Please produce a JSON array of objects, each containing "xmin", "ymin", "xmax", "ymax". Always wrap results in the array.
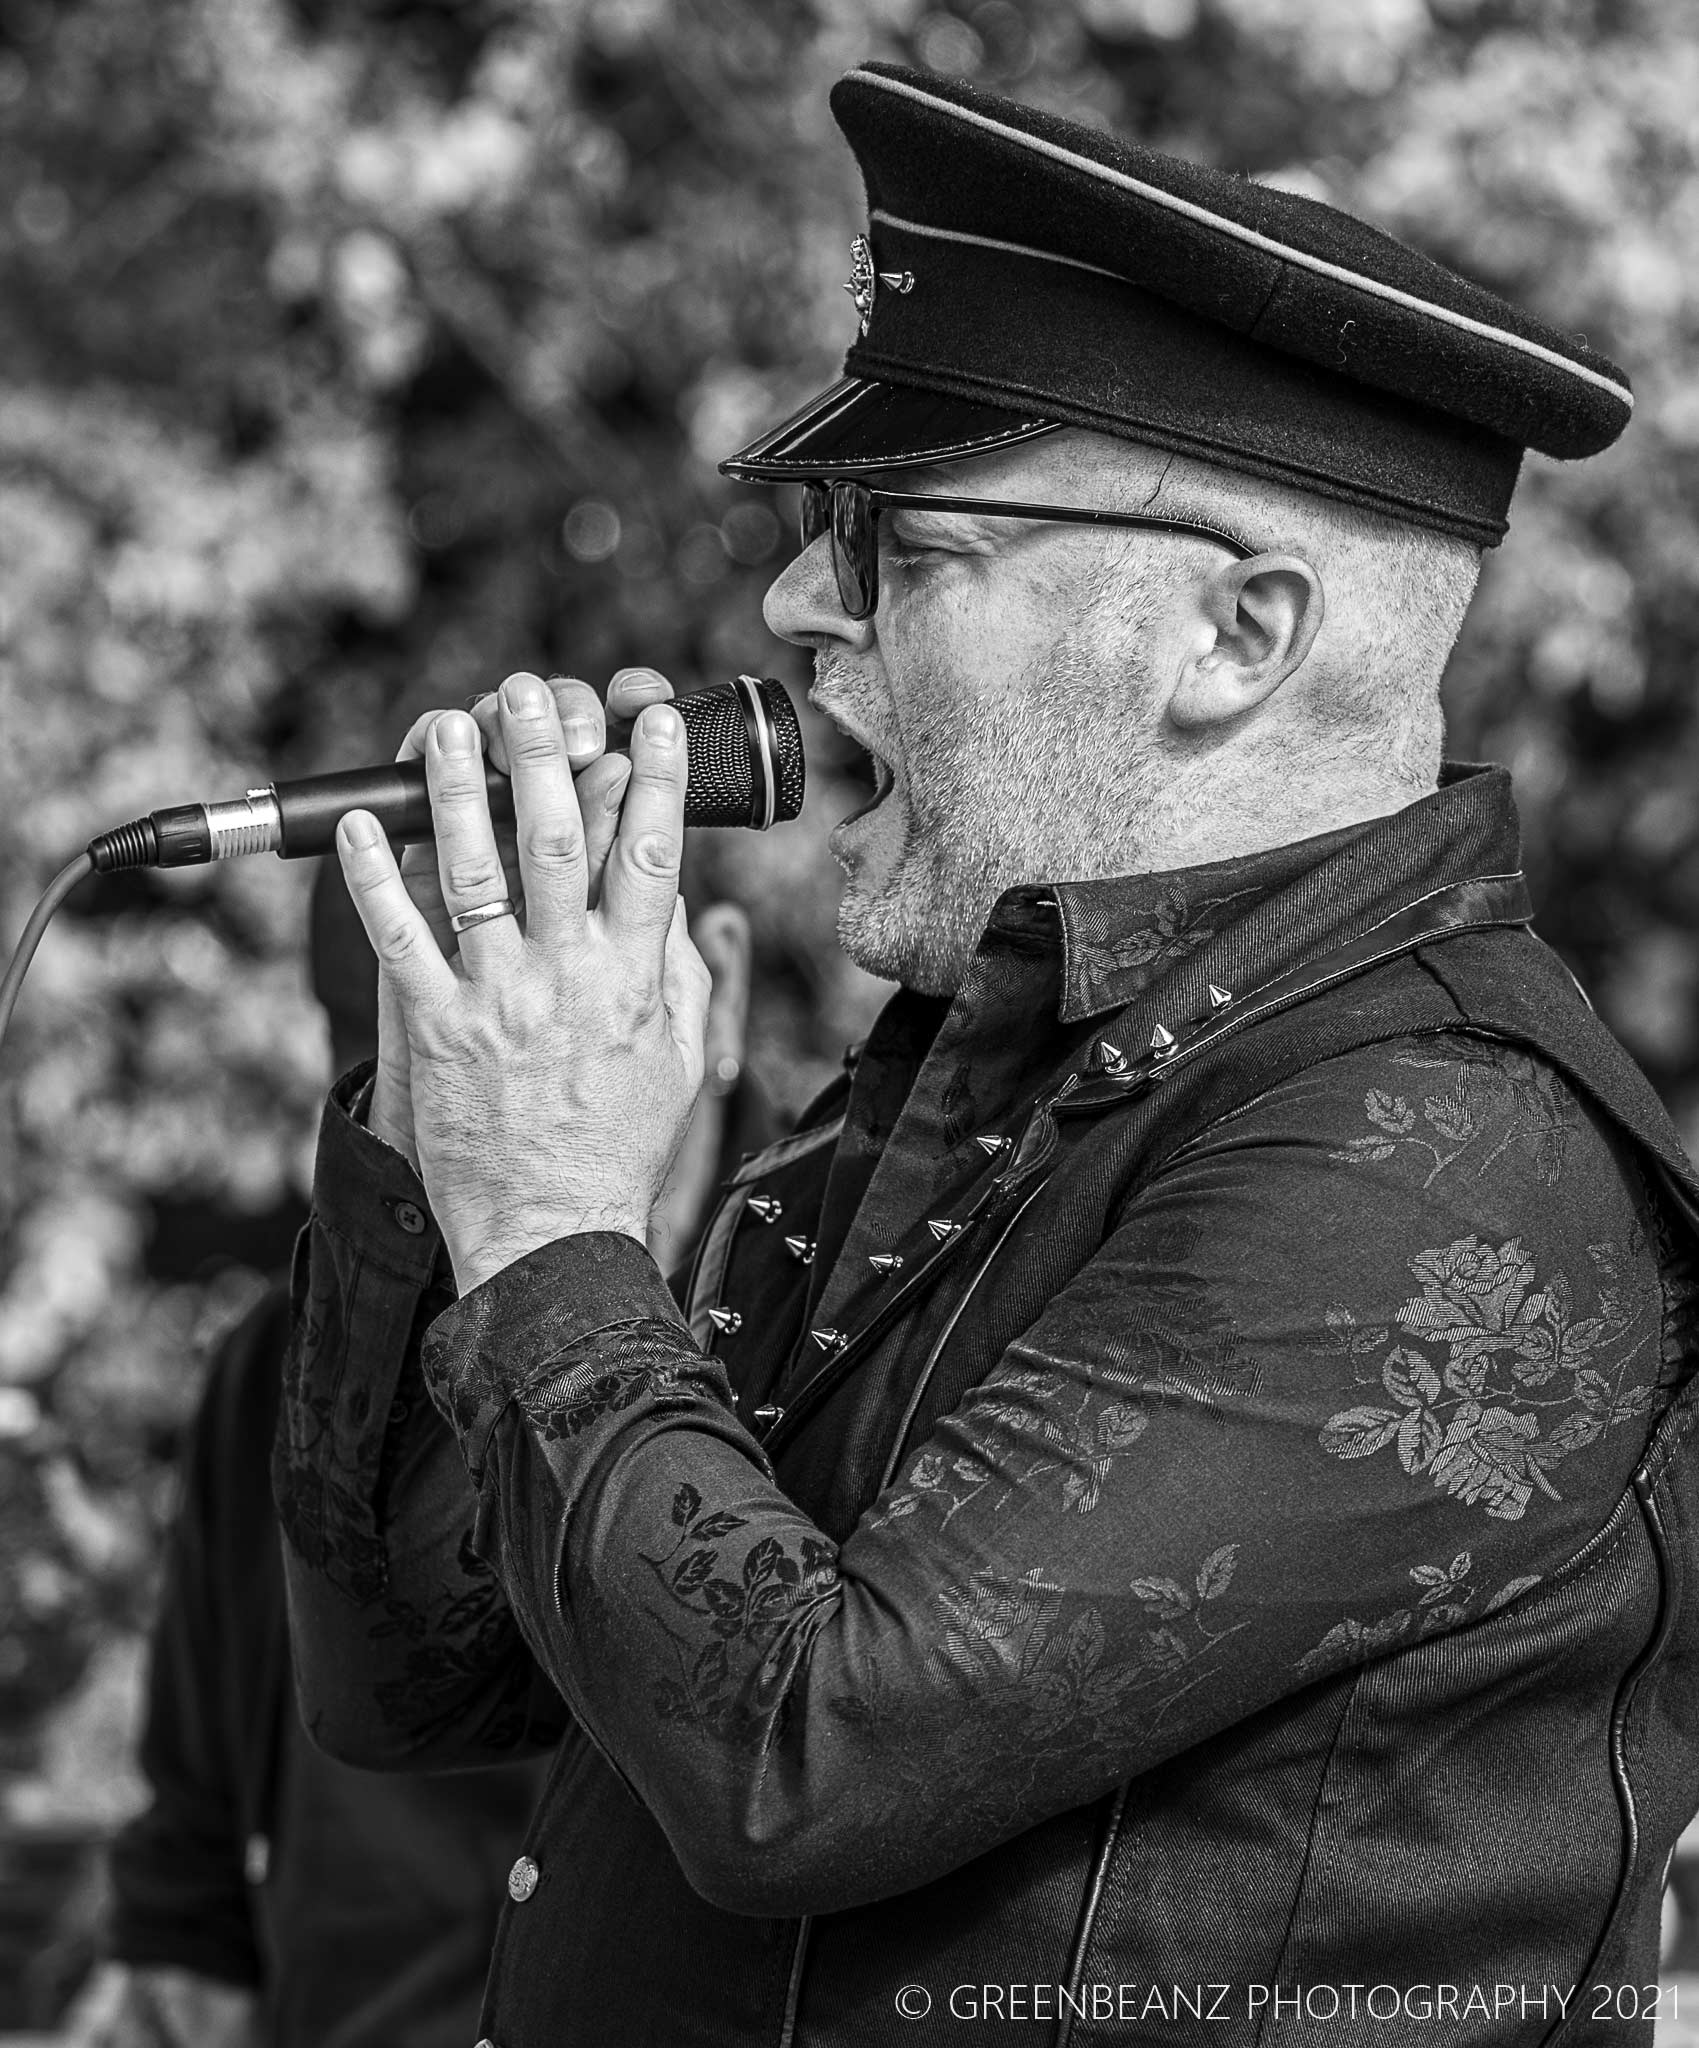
[{"xmin": 677, "ymin": 678, "xmax": 805, "ymax": 828}]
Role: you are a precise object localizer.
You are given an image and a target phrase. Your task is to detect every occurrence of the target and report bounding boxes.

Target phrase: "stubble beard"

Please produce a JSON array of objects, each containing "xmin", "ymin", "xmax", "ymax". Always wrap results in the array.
[{"xmin": 825, "ymin": 604, "xmax": 1178, "ymax": 996}]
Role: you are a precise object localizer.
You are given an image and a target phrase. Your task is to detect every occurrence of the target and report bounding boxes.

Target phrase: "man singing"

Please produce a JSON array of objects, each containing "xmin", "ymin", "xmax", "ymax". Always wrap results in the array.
[{"xmin": 275, "ymin": 62, "xmax": 1699, "ymax": 2046}]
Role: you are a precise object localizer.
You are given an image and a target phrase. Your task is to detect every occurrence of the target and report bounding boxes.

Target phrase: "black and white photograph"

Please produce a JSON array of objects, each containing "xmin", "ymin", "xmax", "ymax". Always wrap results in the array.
[{"xmin": 2, "ymin": 1, "xmax": 1698, "ymax": 2042}]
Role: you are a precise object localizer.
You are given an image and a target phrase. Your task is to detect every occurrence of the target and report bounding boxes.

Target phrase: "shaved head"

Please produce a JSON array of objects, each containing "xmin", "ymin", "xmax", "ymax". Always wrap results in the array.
[{"xmin": 1056, "ymin": 431, "xmax": 1481, "ymax": 791}]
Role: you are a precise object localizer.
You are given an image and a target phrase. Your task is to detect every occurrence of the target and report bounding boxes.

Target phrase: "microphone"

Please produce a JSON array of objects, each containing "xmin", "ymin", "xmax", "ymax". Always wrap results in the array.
[{"xmin": 85, "ymin": 676, "xmax": 804, "ymax": 872}]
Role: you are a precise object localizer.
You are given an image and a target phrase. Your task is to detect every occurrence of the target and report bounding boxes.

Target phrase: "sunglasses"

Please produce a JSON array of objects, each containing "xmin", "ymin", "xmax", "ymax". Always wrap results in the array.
[{"xmin": 799, "ymin": 478, "xmax": 1255, "ymax": 621}]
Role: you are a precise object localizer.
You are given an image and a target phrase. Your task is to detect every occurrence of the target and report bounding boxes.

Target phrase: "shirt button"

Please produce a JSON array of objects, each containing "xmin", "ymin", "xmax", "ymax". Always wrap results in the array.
[
  {"xmin": 508, "ymin": 1854, "xmax": 540, "ymax": 1902},
  {"xmin": 393, "ymin": 1200, "xmax": 427, "ymax": 1235}
]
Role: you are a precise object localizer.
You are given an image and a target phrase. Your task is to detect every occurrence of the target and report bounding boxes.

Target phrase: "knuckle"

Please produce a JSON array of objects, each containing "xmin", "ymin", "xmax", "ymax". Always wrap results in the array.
[
  {"xmin": 434, "ymin": 771, "xmax": 487, "ymax": 809},
  {"xmin": 634, "ymin": 748, "xmax": 684, "ymax": 786},
  {"xmin": 628, "ymin": 832, "xmax": 680, "ymax": 878},
  {"xmin": 378, "ymin": 916, "xmax": 423, "ymax": 960},
  {"xmin": 444, "ymin": 854, "xmax": 506, "ymax": 899},
  {"xmin": 521, "ymin": 818, "xmax": 582, "ymax": 870},
  {"xmin": 611, "ymin": 977, "xmax": 660, "ymax": 1032},
  {"xmin": 510, "ymin": 721, "xmax": 564, "ymax": 764}
]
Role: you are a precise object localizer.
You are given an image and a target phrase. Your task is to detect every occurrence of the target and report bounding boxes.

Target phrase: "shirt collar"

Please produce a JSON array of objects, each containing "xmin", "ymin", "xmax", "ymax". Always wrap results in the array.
[{"xmin": 979, "ymin": 763, "xmax": 1523, "ymax": 1023}]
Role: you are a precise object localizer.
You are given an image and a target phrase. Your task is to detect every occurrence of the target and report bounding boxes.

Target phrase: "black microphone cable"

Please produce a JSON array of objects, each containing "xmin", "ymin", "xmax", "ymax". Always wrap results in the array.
[
  {"xmin": 0, "ymin": 851, "xmax": 96, "ymax": 1052},
  {"xmin": 0, "ymin": 675, "xmax": 804, "ymax": 1058}
]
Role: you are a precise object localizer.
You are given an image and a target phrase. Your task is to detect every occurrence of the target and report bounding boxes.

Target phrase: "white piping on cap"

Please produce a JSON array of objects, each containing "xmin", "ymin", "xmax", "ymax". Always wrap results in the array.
[{"xmin": 853, "ymin": 68, "xmax": 1632, "ymax": 417}]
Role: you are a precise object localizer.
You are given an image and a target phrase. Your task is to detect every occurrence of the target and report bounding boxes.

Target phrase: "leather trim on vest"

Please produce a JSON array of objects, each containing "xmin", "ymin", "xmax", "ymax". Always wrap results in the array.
[
  {"xmin": 1056, "ymin": 1783, "xmax": 1133, "ymax": 2048},
  {"xmin": 1057, "ymin": 872, "xmax": 1532, "ymax": 1113},
  {"xmin": 759, "ymin": 873, "xmax": 1534, "ymax": 1458},
  {"xmin": 1544, "ymin": 1468, "xmax": 1681, "ymax": 2046}
]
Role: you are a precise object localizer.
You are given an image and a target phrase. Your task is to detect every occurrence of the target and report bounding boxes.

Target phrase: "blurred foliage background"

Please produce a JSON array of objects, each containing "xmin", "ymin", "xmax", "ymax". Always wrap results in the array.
[{"xmin": 1, "ymin": 0, "xmax": 1696, "ymax": 2021}]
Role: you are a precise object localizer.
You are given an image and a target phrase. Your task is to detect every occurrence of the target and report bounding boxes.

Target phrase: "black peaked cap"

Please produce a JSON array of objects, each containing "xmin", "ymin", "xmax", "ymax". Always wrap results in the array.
[{"xmin": 722, "ymin": 62, "xmax": 1633, "ymax": 544}]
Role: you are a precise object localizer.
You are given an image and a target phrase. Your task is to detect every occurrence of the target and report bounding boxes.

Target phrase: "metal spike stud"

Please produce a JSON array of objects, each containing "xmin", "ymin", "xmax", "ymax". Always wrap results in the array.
[
  {"xmin": 745, "ymin": 1194, "xmax": 783, "ymax": 1224},
  {"xmin": 926, "ymin": 1218, "xmax": 960, "ymax": 1243},
  {"xmin": 1091, "ymin": 1038, "xmax": 1131, "ymax": 1074},
  {"xmin": 784, "ymin": 1234, "xmax": 816, "ymax": 1266},
  {"xmin": 975, "ymin": 1134, "xmax": 1011, "ymax": 1157},
  {"xmin": 707, "ymin": 1307, "xmax": 742, "ymax": 1335},
  {"xmin": 1149, "ymin": 1024, "xmax": 1179, "ymax": 1061},
  {"xmin": 1207, "ymin": 984, "xmax": 1233, "ymax": 1015},
  {"xmin": 809, "ymin": 1328, "xmax": 845, "ymax": 1354},
  {"xmin": 752, "ymin": 1403, "xmax": 784, "ymax": 1426},
  {"xmin": 868, "ymin": 1251, "xmax": 904, "ymax": 1278}
]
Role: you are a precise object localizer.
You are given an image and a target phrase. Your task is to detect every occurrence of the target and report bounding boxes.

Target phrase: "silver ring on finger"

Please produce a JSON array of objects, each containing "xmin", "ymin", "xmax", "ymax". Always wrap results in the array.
[{"xmin": 449, "ymin": 896, "xmax": 519, "ymax": 934}]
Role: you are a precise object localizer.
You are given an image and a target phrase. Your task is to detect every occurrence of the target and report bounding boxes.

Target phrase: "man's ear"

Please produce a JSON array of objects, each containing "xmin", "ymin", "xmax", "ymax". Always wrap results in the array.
[
  {"xmin": 1167, "ymin": 554, "xmax": 1324, "ymax": 731},
  {"xmin": 692, "ymin": 902, "xmax": 753, "ymax": 1093}
]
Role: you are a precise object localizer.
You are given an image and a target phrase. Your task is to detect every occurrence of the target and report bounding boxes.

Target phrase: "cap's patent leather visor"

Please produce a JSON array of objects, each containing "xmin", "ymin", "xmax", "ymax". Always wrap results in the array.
[{"xmin": 720, "ymin": 374, "xmax": 1057, "ymax": 480}]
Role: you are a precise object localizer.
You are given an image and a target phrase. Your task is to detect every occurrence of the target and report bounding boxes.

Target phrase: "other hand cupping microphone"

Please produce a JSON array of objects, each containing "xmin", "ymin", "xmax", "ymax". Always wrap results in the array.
[{"xmin": 0, "ymin": 675, "xmax": 804, "ymax": 1051}]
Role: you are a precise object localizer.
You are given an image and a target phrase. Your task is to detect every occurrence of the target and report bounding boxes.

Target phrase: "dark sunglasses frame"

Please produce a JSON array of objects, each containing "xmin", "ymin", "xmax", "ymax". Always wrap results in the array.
[{"xmin": 799, "ymin": 478, "xmax": 1256, "ymax": 621}]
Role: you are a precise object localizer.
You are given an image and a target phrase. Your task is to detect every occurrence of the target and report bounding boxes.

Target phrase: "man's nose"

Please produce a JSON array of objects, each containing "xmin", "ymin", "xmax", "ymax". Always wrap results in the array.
[{"xmin": 763, "ymin": 535, "xmax": 876, "ymax": 653}]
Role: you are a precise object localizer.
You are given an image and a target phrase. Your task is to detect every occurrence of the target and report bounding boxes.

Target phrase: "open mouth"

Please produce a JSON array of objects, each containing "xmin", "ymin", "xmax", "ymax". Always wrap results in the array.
[
  {"xmin": 811, "ymin": 677, "xmax": 899, "ymax": 827},
  {"xmin": 843, "ymin": 746, "xmax": 896, "ymax": 824}
]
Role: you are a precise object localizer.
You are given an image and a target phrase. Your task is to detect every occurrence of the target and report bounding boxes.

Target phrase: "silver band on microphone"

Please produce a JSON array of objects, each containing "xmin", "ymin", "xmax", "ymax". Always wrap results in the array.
[{"xmin": 733, "ymin": 674, "xmax": 778, "ymax": 831}]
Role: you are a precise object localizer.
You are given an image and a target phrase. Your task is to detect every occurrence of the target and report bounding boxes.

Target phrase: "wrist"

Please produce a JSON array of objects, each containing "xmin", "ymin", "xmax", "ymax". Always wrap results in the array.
[
  {"xmin": 452, "ymin": 1217, "xmax": 648, "ymax": 1296},
  {"xmin": 365, "ymin": 1081, "xmax": 420, "ymax": 1173}
]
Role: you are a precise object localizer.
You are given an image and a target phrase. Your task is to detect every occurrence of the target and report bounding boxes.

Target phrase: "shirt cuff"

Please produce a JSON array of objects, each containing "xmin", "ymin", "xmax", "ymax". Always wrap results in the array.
[
  {"xmin": 422, "ymin": 1231, "xmax": 693, "ymax": 1478},
  {"xmin": 315, "ymin": 1062, "xmax": 444, "ymax": 1288}
]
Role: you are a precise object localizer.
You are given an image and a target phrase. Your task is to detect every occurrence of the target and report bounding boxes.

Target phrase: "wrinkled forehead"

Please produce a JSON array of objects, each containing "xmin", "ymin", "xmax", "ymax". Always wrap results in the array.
[{"xmin": 879, "ymin": 429, "xmax": 1144, "ymax": 500}]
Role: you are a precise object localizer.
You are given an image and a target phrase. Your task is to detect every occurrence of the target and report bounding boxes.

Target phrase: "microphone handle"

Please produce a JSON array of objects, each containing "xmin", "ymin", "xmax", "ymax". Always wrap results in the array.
[{"xmin": 274, "ymin": 757, "xmax": 513, "ymax": 859}]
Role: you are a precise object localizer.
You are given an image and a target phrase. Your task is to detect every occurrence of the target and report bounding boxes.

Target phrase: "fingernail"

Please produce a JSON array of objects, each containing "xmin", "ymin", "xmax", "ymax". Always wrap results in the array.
[
  {"xmin": 502, "ymin": 675, "xmax": 549, "ymax": 719},
  {"xmin": 435, "ymin": 710, "xmax": 477, "ymax": 755},
  {"xmin": 562, "ymin": 715, "xmax": 598, "ymax": 752},
  {"xmin": 620, "ymin": 669, "xmax": 668, "ymax": 703},
  {"xmin": 643, "ymin": 704, "xmax": 682, "ymax": 746},
  {"xmin": 340, "ymin": 811, "xmax": 382, "ymax": 851}
]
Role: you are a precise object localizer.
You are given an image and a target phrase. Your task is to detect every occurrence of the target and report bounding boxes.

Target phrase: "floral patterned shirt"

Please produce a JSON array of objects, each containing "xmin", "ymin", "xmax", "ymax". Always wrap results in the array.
[{"xmin": 276, "ymin": 782, "xmax": 1693, "ymax": 1918}]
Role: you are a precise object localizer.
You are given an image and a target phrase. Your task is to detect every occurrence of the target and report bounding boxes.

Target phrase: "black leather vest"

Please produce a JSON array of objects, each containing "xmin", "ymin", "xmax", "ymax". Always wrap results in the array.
[{"xmin": 475, "ymin": 893, "xmax": 1699, "ymax": 2048}]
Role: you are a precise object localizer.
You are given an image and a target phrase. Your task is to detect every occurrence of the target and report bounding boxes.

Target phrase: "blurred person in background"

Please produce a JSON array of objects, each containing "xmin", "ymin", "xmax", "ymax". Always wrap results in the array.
[
  {"xmin": 65, "ymin": 859, "xmax": 760, "ymax": 2048},
  {"xmin": 274, "ymin": 63, "xmax": 1699, "ymax": 2048}
]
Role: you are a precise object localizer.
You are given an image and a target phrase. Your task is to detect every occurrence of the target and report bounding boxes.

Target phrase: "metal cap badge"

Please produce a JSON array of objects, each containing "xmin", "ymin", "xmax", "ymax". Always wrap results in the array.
[{"xmin": 844, "ymin": 232, "xmax": 913, "ymax": 337}]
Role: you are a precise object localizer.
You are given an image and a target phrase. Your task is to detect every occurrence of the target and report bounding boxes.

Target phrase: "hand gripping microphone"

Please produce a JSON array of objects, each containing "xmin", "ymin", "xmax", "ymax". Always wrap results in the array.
[
  {"xmin": 86, "ymin": 674, "xmax": 805, "ymax": 871},
  {"xmin": 0, "ymin": 676, "xmax": 804, "ymax": 1053}
]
